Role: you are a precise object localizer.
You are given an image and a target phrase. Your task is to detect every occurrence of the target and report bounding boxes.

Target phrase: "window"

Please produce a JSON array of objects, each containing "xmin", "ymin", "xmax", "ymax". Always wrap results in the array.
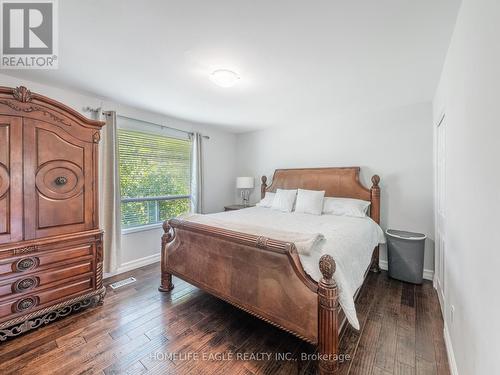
[{"xmin": 118, "ymin": 129, "xmax": 192, "ymax": 229}]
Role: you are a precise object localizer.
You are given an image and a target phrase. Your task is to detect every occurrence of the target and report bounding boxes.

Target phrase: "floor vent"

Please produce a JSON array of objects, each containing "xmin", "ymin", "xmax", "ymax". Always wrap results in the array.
[{"xmin": 109, "ymin": 277, "xmax": 137, "ymax": 289}]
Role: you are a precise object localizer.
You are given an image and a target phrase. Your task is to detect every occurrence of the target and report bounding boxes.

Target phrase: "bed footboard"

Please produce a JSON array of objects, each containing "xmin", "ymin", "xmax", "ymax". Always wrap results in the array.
[
  {"xmin": 159, "ymin": 218, "xmax": 320, "ymax": 340},
  {"xmin": 159, "ymin": 219, "xmax": 342, "ymax": 374}
]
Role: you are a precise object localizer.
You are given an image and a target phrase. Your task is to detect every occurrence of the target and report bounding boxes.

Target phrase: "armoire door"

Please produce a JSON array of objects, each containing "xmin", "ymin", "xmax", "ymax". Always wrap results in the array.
[
  {"xmin": 23, "ymin": 118, "xmax": 95, "ymax": 239},
  {"xmin": 0, "ymin": 116, "xmax": 23, "ymax": 244}
]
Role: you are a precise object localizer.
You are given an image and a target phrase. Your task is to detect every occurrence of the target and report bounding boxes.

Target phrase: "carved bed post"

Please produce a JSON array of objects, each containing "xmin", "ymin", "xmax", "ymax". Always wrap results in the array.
[
  {"xmin": 370, "ymin": 175, "xmax": 381, "ymax": 273},
  {"xmin": 261, "ymin": 175, "xmax": 267, "ymax": 199},
  {"xmin": 158, "ymin": 221, "xmax": 175, "ymax": 292},
  {"xmin": 318, "ymin": 255, "xmax": 339, "ymax": 375}
]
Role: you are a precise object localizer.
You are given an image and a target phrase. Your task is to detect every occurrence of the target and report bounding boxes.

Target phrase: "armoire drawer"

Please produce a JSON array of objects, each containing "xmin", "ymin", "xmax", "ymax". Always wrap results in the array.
[
  {"xmin": 0, "ymin": 260, "xmax": 93, "ymax": 299},
  {"xmin": 0, "ymin": 242, "xmax": 95, "ymax": 278},
  {"xmin": 0, "ymin": 277, "xmax": 94, "ymax": 320}
]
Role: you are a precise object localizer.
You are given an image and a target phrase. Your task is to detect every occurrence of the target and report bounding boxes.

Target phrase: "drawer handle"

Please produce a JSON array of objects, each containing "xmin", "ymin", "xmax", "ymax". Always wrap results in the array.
[
  {"xmin": 54, "ymin": 176, "xmax": 68, "ymax": 186},
  {"xmin": 15, "ymin": 257, "xmax": 38, "ymax": 272},
  {"xmin": 13, "ymin": 277, "xmax": 38, "ymax": 293},
  {"xmin": 14, "ymin": 296, "xmax": 38, "ymax": 313}
]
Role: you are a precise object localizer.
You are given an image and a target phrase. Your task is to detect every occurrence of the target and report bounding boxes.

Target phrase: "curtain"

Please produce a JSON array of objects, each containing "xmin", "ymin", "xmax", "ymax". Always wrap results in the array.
[
  {"xmin": 190, "ymin": 132, "xmax": 203, "ymax": 213},
  {"xmin": 99, "ymin": 110, "xmax": 122, "ymax": 273}
]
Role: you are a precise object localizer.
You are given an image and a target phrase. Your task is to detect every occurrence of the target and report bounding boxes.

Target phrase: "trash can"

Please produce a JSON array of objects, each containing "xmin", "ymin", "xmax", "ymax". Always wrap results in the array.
[{"xmin": 386, "ymin": 229, "xmax": 426, "ymax": 284}]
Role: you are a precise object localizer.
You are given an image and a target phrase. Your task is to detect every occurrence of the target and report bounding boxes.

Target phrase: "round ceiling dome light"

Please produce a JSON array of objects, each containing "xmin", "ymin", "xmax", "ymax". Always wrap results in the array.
[{"xmin": 209, "ymin": 69, "xmax": 240, "ymax": 88}]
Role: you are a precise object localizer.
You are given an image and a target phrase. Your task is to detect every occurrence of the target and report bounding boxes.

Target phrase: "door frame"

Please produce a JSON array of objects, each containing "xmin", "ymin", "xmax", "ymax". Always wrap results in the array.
[{"xmin": 434, "ymin": 110, "xmax": 446, "ymax": 313}]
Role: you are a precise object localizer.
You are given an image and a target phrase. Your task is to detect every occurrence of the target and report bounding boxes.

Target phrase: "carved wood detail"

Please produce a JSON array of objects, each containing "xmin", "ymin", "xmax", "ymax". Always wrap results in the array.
[
  {"xmin": 261, "ymin": 175, "xmax": 268, "ymax": 199},
  {"xmin": 370, "ymin": 174, "xmax": 381, "ymax": 224},
  {"xmin": 0, "ymin": 163, "xmax": 9, "ymax": 198},
  {"xmin": 318, "ymin": 255, "xmax": 339, "ymax": 374},
  {"xmin": 35, "ymin": 160, "xmax": 85, "ymax": 200},
  {"xmin": 14, "ymin": 257, "xmax": 39, "ymax": 272},
  {"xmin": 0, "ymin": 99, "xmax": 75, "ymax": 128},
  {"xmin": 95, "ymin": 233, "xmax": 104, "ymax": 264},
  {"xmin": 95, "ymin": 233, "xmax": 104, "ymax": 290},
  {"xmin": 0, "ymin": 86, "xmax": 104, "ymax": 129},
  {"xmin": 159, "ymin": 222, "xmax": 175, "ymax": 292},
  {"xmin": 13, "ymin": 296, "xmax": 39, "ymax": 313},
  {"xmin": 12, "ymin": 86, "xmax": 33, "ymax": 103},
  {"xmin": 12, "ymin": 277, "xmax": 39, "ymax": 293},
  {"xmin": 0, "ymin": 287, "xmax": 105, "ymax": 341},
  {"xmin": 95, "ymin": 262, "xmax": 103, "ymax": 292},
  {"xmin": 13, "ymin": 245, "xmax": 38, "ymax": 255},
  {"xmin": 255, "ymin": 236, "xmax": 269, "ymax": 249},
  {"xmin": 0, "ymin": 86, "xmax": 105, "ymax": 339},
  {"xmin": 370, "ymin": 174, "xmax": 381, "ymax": 273}
]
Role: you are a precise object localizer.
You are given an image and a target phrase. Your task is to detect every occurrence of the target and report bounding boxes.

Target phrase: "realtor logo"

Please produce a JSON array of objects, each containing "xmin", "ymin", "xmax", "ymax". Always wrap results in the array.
[{"xmin": 1, "ymin": 0, "xmax": 58, "ymax": 69}]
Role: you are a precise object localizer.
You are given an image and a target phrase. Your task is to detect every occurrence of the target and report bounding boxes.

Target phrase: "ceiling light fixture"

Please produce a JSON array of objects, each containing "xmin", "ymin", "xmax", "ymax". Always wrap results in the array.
[{"xmin": 209, "ymin": 69, "xmax": 240, "ymax": 88}]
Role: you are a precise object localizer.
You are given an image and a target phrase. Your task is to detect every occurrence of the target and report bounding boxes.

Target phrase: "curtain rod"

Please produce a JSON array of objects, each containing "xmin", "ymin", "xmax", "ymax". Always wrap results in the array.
[
  {"xmin": 83, "ymin": 107, "xmax": 209, "ymax": 139},
  {"xmin": 116, "ymin": 114, "xmax": 211, "ymax": 139}
]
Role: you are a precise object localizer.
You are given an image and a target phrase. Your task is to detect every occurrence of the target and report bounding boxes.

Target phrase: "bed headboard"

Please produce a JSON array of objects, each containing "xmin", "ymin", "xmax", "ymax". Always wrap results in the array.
[{"xmin": 261, "ymin": 167, "xmax": 380, "ymax": 224}]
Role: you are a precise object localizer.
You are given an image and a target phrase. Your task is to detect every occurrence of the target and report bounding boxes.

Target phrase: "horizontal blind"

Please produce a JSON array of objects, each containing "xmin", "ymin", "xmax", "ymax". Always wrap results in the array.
[{"xmin": 118, "ymin": 129, "xmax": 192, "ymax": 228}]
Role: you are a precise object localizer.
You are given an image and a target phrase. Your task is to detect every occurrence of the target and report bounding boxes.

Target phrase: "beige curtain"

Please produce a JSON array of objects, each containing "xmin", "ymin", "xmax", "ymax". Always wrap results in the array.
[
  {"xmin": 99, "ymin": 110, "xmax": 122, "ymax": 273},
  {"xmin": 190, "ymin": 132, "xmax": 203, "ymax": 213}
]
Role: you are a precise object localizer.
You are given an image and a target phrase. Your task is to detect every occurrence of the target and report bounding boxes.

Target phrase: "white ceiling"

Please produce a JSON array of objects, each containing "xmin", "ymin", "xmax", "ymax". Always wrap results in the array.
[{"xmin": 6, "ymin": 0, "xmax": 461, "ymax": 132}]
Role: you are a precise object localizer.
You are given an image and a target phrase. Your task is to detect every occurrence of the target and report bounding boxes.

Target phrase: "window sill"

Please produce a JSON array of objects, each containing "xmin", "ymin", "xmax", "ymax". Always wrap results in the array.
[{"xmin": 121, "ymin": 222, "xmax": 164, "ymax": 235}]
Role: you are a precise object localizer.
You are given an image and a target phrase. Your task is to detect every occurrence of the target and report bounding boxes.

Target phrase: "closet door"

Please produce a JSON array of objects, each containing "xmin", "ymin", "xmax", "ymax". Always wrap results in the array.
[
  {"xmin": 23, "ymin": 118, "xmax": 95, "ymax": 239},
  {"xmin": 0, "ymin": 116, "xmax": 23, "ymax": 244}
]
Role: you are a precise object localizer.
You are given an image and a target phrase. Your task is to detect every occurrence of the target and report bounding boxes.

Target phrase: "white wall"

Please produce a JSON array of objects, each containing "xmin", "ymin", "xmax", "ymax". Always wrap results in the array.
[
  {"xmin": 433, "ymin": 0, "xmax": 500, "ymax": 374},
  {"xmin": 0, "ymin": 73, "xmax": 237, "ymax": 272},
  {"xmin": 235, "ymin": 102, "xmax": 435, "ymax": 273}
]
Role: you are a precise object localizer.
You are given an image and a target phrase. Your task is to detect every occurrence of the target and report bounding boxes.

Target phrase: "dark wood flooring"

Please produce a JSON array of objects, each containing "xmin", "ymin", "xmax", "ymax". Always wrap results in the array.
[{"xmin": 0, "ymin": 263, "xmax": 450, "ymax": 375}]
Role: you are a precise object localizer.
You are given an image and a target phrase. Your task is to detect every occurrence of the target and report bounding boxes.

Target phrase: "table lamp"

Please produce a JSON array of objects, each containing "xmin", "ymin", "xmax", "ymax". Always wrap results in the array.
[{"xmin": 236, "ymin": 177, "xmax": 254, "ymax": 206}]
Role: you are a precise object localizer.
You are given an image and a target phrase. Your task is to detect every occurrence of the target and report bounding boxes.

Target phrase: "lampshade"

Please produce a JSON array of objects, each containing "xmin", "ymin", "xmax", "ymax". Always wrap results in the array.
[{"xmin": 236, "ymin": 177, "xmax": 254, "ymax": 189}]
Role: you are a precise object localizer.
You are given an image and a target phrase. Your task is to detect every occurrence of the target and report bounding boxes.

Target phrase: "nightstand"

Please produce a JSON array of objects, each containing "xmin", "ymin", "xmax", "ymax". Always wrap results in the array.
[{"xmin": 224, "ymin": 204, "xmax": 255, "ymax": 211}]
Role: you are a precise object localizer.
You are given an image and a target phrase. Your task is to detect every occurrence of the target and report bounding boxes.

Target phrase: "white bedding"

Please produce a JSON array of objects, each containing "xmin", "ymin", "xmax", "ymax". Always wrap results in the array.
[{"xmin": 182, "ymin": 207, "xmax": 385, "ymax": 330}]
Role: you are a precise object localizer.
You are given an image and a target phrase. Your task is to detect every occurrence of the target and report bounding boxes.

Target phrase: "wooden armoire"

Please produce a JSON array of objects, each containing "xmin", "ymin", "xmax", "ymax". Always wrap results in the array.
[{"xmin": 0, "ymin": 86, "xmax": 105, "ymax": 341}]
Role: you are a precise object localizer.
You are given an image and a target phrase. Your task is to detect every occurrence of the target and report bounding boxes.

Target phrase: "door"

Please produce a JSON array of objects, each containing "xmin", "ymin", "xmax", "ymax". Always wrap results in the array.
[
  {"xmin": 23, "ymin": 118, "xmax": 95, "ymax": 239},
  {"xmin": 0, "ymin": 116, "xmax": 23, "ymax": 244},
  {"xmin": 436, "ymin": 114, "xmax": 446, "ymax": 299}
]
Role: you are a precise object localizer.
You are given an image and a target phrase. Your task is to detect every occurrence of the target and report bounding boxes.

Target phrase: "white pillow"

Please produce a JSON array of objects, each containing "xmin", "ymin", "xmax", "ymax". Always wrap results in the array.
[
  {"xmin": 294, "ymin": 189, "xmax": 325, "ymax": 215},
  {"xmin": 256, "ymin": 192, "xmax": 275, "ymax": 208},
  {"xmin": 271, "ymin": 189, "xmax": 297, "ymax": 212},
  {"xmin": 323, "ymin": 197, "xmax": 370, "ymax": 217}
]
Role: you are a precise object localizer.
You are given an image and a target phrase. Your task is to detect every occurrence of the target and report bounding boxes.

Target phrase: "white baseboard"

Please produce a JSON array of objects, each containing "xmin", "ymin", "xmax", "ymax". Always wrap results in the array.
[
  {"xmin": 444, "ymin": 322, "xmax": 459, "ymax": 375},
  {"xmin": 103, "ymin": 253, "xmax": 160, "ymax": 279},
  {"xmin": 379, "ymin": 260, "xmax": 434, "ymax": 281},
  {"xmin": 434, "ymin": 278, "xmax": 445, "ymax": 316},
  {"xmin": 434, "ymin": 277, "xmax": 457, "ymax": 375}
]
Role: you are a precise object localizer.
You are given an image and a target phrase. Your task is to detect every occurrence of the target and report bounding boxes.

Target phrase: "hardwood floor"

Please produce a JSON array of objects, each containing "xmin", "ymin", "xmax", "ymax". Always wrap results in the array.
[{"xmin": 0, "ymin": 263, "xmax": 450, "ymax": 375}]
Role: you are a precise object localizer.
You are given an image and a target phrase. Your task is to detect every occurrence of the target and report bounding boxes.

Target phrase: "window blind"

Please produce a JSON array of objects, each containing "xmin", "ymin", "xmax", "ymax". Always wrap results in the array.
[{"xmin": 117, "ymin": 129, "xmax": 192, "ymax": 228}]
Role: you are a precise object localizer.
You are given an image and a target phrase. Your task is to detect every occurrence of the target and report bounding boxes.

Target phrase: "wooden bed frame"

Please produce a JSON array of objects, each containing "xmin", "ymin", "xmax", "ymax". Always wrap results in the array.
[{"xmin": 159, "ymin": 167, "xmax": 381, "ymax": 374}]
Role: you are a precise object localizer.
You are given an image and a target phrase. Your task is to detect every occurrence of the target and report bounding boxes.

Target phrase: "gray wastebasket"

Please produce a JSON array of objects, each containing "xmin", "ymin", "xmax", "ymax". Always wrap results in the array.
[{"xmin": 386, "ymin": 229, "xmax": 426, "ymax": 284}]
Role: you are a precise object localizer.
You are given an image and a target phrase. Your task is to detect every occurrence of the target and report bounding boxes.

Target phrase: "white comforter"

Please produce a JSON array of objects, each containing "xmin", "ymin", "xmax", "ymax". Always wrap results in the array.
[{"xmin": 182, "ymin": 207, "xmax": 385, "ymax": 330}]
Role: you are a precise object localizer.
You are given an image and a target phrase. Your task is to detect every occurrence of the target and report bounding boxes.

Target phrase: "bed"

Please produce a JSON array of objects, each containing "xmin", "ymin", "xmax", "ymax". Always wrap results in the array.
[{"xmin": 159, "ymin": 167, "xmax": 382, "ymax": 374}]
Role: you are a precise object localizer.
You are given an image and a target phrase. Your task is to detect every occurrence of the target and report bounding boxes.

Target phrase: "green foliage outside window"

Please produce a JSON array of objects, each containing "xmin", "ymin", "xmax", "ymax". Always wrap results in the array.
[{"xmin": 118, "ymin": 129, "xmax": 192, "ymax": 228}]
